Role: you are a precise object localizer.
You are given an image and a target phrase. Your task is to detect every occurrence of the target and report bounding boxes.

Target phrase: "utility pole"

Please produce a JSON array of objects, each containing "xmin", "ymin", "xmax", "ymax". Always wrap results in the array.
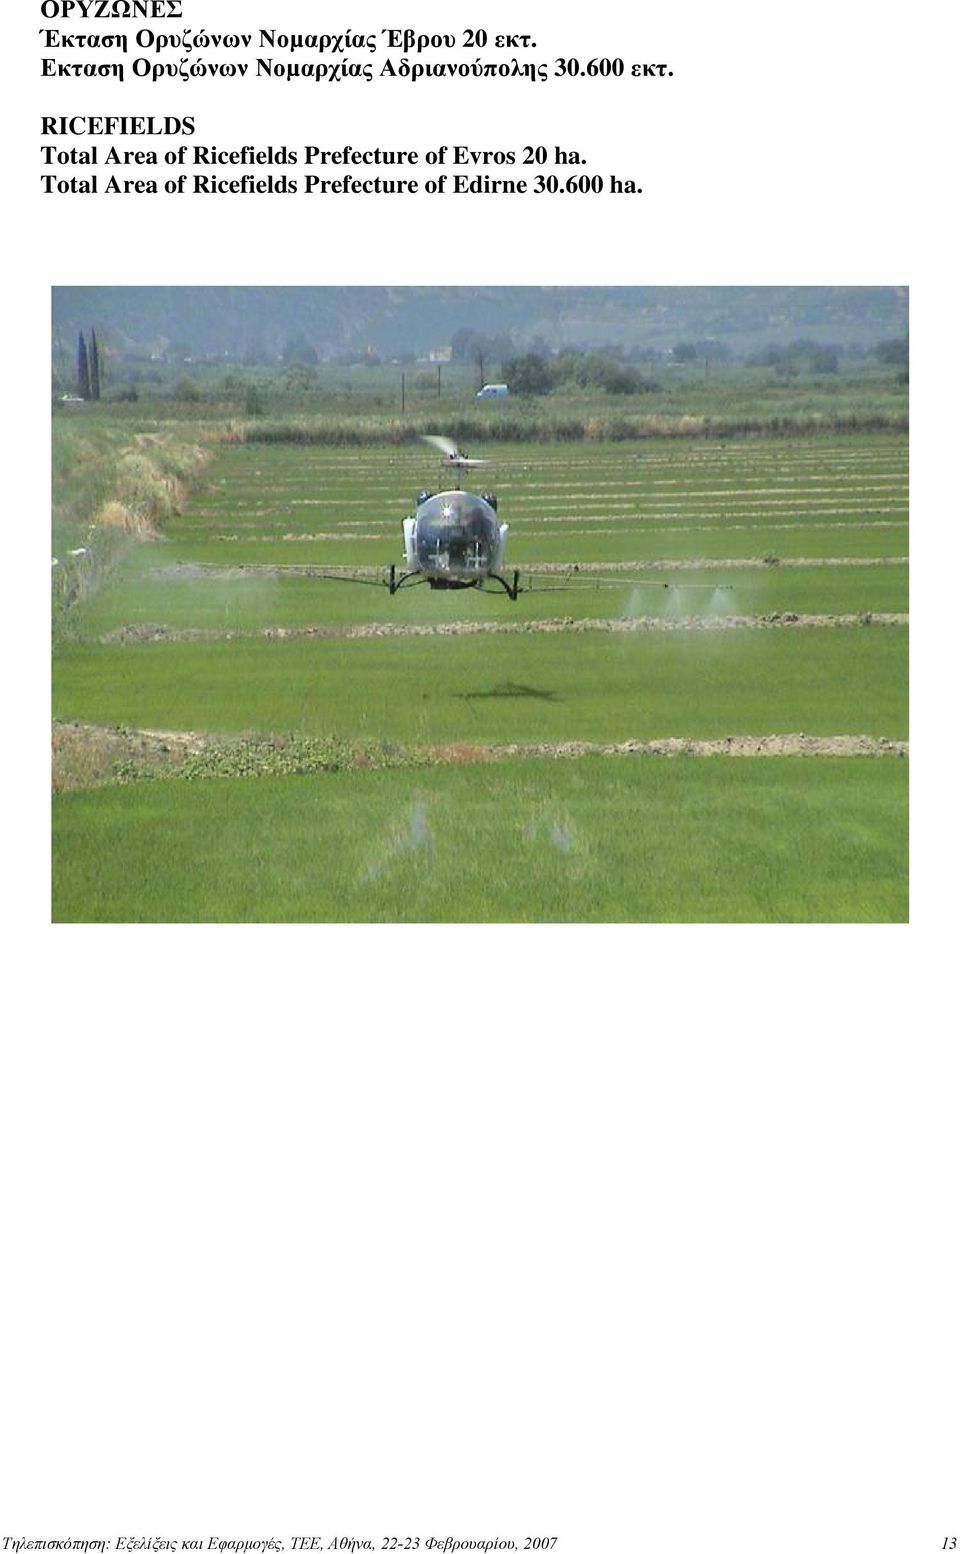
[{"xmin": 400, "ymin": 371, "xmax": 405, "ymax": 413}]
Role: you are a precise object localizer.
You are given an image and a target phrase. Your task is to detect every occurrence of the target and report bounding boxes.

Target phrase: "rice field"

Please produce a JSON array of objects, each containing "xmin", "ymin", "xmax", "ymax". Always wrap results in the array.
[{"xmin": 52, "ymin": 433, "xmax": 909, "ymax": 922}]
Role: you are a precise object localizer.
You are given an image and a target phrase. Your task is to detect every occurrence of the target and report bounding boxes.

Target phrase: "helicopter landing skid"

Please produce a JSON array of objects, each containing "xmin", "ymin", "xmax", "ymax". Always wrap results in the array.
[
  {"xmin": 388, "ymin": 566, "xmax": 522, "ymax": 599},
  {"xmin": 387, "ymin": 566, "xmax": 429, "ymax": 594},
  {"xmin": 484, "ymin": 570, "xmax": 522, "ymax": 600}
]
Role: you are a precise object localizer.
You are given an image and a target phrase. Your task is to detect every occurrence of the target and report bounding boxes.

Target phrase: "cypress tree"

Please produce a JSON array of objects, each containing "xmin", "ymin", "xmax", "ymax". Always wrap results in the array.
[
  {"xmin": 77, "ymin": 332, "xmax": 90, "ymax": 399},
  {"xmin": 89, "ymin": 330, "xmax": 101, "ymax": 400}
]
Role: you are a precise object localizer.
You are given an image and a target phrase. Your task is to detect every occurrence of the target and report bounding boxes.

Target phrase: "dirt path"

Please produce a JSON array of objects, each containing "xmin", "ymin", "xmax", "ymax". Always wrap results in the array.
[
  {"xmin": 203, "ymin": 519, "xmax": 908, "ymax": 541},
  {"xmin": 52, "ymin": 722, "xmax": 908, "ymax": 791},
  {"xmin": 522, "ymin": 557, "xmax": 909, "ymax": 572},
  {"xmin": 483, "ymin": 734, "xmax": 908, "ymax": 759},
  {"xmin": 101, "ymin": 611, "xmax": 908, "ymax": 644},
  {"xmin": 147, "ymin": 556, "xmax": 908, "ymax": 584}
]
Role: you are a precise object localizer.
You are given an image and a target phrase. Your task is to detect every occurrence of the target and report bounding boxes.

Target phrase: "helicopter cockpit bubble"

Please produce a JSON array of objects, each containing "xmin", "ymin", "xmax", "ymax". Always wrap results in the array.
[{"xmin": 414, "ymin": 490, "xmax": 502, "ymax": 580}]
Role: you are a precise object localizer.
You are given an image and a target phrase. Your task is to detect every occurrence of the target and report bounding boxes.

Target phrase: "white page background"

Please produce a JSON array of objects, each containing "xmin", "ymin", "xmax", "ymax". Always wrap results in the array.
[{"xmin": 5, "ymin": 2, "xmax": 956, "ymax": 1551}]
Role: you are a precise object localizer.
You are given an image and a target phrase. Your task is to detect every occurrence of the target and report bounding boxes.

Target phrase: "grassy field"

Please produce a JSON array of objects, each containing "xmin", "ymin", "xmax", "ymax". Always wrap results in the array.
[
  {"xmin": 52, "ymin": 757, "xmax": 908, "ymax": 924},
  {"xmin": 53, "ymin": 629, "xmax": 908, "ymax": 743},
  {"xmin": 51, "ymin": 427, "xmax": 909, "ymax": 922}
]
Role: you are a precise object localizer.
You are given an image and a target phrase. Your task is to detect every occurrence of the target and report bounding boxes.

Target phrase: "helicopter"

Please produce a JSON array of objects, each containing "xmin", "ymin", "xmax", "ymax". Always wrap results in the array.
[
  {"xmin": 314, "ymin": 436, "xmax": 731, "ymax": 605},
  {"xmin": 389, "ymin": 435, "xmax": 520, "ymax": 599}
]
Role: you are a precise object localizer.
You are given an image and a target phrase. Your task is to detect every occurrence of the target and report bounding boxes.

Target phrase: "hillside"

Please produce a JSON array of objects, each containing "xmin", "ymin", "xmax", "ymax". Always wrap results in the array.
[{"xmin": 52, "ymin": 285, "xmax": 909, "ymax": 363}]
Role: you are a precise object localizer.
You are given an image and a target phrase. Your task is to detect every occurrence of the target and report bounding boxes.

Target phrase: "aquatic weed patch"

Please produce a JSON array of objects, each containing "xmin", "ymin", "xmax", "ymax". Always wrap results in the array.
[{"xmin": 110, "ymin": 730, "xmax": 431, "ymax": 783}]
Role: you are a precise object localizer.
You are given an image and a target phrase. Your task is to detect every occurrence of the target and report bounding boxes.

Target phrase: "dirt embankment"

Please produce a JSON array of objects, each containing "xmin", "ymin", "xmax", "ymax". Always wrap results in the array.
[
  {"xmin": 148, "ymin": 556, "xmax": 909, "ymax": 584},
  {"xmin": 101, "ymin": 612, "xmax": 908, "ymax": 645},
  {"xmin": 52, "ymin": 722, "xmax": 908, "ymax": 792},
  {"xmin": 52, "ymin": 722, "xmax": 205, "ymax": 792},
  {"xmin": 484, "ymin": 734, "xmax": 908, "ymax": 760}
]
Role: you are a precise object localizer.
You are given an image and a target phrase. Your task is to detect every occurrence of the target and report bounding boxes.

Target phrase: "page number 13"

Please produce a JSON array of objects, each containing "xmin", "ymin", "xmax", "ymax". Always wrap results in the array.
[{"xmin": 942, "ymin": 1540, "xmax": 957, "ymax": 1549}]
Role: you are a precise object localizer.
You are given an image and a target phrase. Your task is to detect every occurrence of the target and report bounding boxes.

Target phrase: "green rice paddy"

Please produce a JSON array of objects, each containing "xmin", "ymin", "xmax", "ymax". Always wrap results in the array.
[
  {"xmin": 53, "ymin": 757, "xmax": 908, "ymax": 924},
  {"xmin": 53, "ymin": 629, "xmax": 907, "ymax": 744},
  {"xmin": 52, "ymin": 433, "xmax": 909, "ymax": 921}
]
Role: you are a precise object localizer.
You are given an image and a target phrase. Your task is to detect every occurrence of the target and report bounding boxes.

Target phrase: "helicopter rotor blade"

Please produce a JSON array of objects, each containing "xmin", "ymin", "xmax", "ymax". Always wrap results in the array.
[
  {"xmin": 421, "ymin": 434, "xmax": 489, "ymax": 467},
  {"xmin": 422, "ymin": 434, "xmax": 458, "ymax": 458}
]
